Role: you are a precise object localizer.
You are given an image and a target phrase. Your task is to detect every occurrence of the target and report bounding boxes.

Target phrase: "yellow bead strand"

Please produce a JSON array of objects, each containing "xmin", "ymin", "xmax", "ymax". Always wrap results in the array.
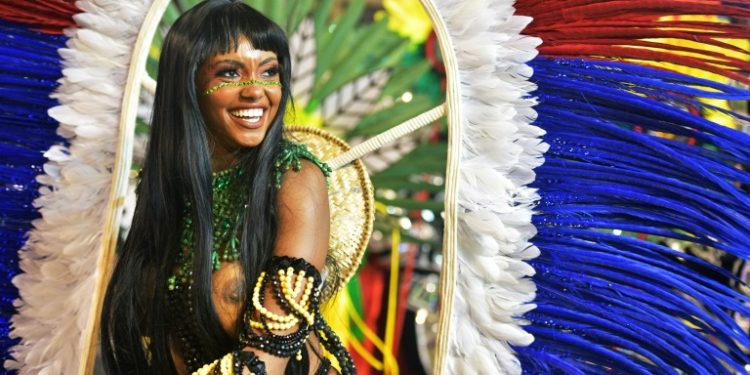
[
  {"xmin": 192, "ymin": 358, "xmax": 219, "ymax": 375},
  {"xmin": 219, "ymin": 352, "xmax": 234, "ymax": 375}
]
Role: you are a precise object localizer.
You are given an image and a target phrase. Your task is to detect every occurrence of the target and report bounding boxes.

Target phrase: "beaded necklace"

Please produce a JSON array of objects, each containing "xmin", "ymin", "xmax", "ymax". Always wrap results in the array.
[
  {"xmin": 167, "ymin": 164, "xmax": 246, "ymax": 291},
  {"xmin": 165, "ymin": 140, "xmax": 331, "ymax": 372},
  {"xmin": 165, "ymin": 163, "xmax": 247, "ymax": 370},
  {"xmin": 167, "ymin": 140, "xmax": 331, "ymax": 291}
]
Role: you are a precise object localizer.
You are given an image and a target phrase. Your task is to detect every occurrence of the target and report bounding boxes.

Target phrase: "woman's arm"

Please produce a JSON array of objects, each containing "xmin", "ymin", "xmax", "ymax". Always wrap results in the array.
[
  {"xmin": 273, "ymin": 159, "xmax": 330, "ymax": 269},
  {"xmin": 242, "ymin": 159, "xmax": 331, "ymax": 374},
  {"xmin": 194, "ymin": 158, "xmax": 352, "ymax": 375}
]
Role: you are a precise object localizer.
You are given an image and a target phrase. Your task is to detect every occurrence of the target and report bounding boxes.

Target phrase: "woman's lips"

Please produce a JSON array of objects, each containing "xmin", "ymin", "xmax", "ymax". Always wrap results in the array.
[{"xmin": 229, "ymin": 108, "xmax": 264, "ymax": 128}]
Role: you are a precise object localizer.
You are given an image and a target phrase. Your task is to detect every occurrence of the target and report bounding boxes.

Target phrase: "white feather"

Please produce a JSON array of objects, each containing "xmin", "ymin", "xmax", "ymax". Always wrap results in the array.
[
  {"xmin": 434, "ymin": 0, "xmax": 545, "ymax": 373},
  {"xmin": 6, "ymin": 0, "xmax": 152, "ymax": 373}
]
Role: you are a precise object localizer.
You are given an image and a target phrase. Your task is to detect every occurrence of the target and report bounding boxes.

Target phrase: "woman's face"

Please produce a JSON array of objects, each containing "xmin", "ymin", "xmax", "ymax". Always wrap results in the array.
[{"xmin": 196, "ymin": 38, "xmax": 282, "ymax": 167}]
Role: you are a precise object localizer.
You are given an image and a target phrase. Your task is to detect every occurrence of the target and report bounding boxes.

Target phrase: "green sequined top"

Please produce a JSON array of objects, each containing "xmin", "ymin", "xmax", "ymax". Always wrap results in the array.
[{"xmin": 167, "ymin": 140, "xmax": 331, "ymax": 290}]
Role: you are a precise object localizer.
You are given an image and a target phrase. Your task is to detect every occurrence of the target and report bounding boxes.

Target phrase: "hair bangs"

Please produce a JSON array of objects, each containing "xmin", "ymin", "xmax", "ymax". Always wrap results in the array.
[{"xmin": 199, "ymin": 2, "xmax": 289, "ymax": 68}]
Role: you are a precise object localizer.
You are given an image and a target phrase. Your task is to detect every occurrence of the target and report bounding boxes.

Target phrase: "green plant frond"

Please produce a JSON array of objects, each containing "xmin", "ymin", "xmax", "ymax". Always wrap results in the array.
[
  {"xmin": 245, "ymin": 0, "xmax": 312, "ymax": 33},
  {"xmin": 163, "ymin": 2, "xmax": 182, "ymax": 26},
  {"xmin": 349, "ymin": 94, "xmax": 436, "ymax": 137},
  {"xmin": 146, "ymin": 48, "xmax": 160, "ymax": 79},
  {"xmin": 175, "ymin": 0, "xmax": 202, "ymax": 12},
  {"xmin": 315, "ymin": 0, "xmax": 366, "ymax": 79},
  {"xmin": 313, "ymin": 0, "xmax": 336, "ymax": 40},
  {"xmin": 374, "ymin": 38, "xmax": 412, "ymax": 71},
  {"xmin": 369, "ymin": 179, "xmax": 444, "ymax": 193},
  {"xmin": 399, "ymin": 143, "xmax": 447, "ymax": 159},
  {"xmin": 378, "ymin": 60, "xmax": 433, "ymax": 101},
  {"xmin": 375, "ymin": 143, "xmax": 448, "ymax": 177},
  {"xmin": 377, "ymin": 198, "xmax": 444, "ymax": 212},
  {"xmin": 135, "ymin": 118, "xmax": 151, "ymax": 135},
  {"xmin": 372, "ymin": 166, "xmax": 445, "ymax": 181},
  {"xmin": 335, "ymin": 19, "xmax": 392, "ymax": 67},
  {"xmin": 267, "ymin": 0, "xmax": 285, "ymax": 27},
  {"xmin": 375, "ymin": 159, "xmax": 446, "ymax": 177},
  {"xmin": 286, "ymin": 0, "xmax": 314, "ymax": 34},
  {"xmin": 311, "ymin": 20, "xmax": 395, "ymax": 100}
]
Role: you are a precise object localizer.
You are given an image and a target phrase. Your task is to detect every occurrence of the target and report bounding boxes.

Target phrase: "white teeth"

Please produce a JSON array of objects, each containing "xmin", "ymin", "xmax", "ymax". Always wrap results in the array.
[{"xmin": 230, "ymin": 108, "xmax": 264, "ymax": 118}]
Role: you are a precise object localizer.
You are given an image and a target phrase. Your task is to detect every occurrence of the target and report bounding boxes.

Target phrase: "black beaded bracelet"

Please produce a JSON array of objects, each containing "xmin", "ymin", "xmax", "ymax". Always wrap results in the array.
[
  {"xmin": 238, "ymin": 256, "xmax": 357, "ymax": 374},
  {"xmin": 232, "ymin": 350, "xmax": 267, "ymax": 375},
  {"xmin": 240, "ymin": 257, "xmax": 321, "ymax": 357}
]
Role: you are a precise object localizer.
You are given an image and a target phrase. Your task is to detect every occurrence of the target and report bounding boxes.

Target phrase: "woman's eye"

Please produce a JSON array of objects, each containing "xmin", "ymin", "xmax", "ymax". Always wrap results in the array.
[
  {"xmin": 261, "ymin": 67, "xmax": 279, "ymax": 78},
  {"xmin": 217, "ymin": 69, "xmax": 240, "ymax": 78}
]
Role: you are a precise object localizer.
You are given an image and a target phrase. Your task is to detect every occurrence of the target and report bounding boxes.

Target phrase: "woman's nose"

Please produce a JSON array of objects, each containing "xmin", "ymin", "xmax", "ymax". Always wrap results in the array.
[{"xmin": 239, "ymin": 81, "xmax": 264, "ymax": 100}]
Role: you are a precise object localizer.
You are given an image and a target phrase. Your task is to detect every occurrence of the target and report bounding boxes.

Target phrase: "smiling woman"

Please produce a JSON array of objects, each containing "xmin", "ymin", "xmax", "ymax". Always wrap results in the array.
[
  {"xmin": 196, "ymin": 40, "xmax": 283, "ymax": 170},
  {"xmin": 91, "ymin": 0, "xmax": 463, "ymax": 372},
  {"xmin": 99, "ymin": 1, "xmax": 355, "ymax": 374},
  {"xmin": 0, "ymin": 0, "xmax": 466, "ymax": 373},
  {"xmin": 8, "ymin": 0, "xmax": 750, "ymax": 374}
]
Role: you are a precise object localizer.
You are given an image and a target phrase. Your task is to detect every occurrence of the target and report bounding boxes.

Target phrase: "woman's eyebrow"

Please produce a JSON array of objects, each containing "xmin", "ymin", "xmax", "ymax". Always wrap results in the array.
[
  {"xmin": 259, "ymin": 56, "xmax": 278, "ymax": 65},
  {"xmin": 212, "ymin": 57, "xmax": 277, "ymax": 68},
  {"xmin": 211, "ymin": 59, "xmax": 244, "ymax": 68}
]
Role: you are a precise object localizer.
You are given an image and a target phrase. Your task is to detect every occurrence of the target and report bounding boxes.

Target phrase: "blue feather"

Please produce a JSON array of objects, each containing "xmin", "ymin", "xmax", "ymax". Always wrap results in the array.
[
  {"xmin": 0, "ymin": 20, "xmax": 65, "ymax": 368},
  {"xmin": 518, "ymin": 57, "xmax": 750, "ymax": 374}
]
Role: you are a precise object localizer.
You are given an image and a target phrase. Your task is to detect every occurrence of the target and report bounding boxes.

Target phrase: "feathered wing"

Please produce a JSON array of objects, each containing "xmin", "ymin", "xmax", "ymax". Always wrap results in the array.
[
  {"xmin": 3, "ymin": 0, "xmax": 151, "ymax": 373},
  {"xmin": 8, "ymin": 1, "xmax": 750, "ymax": 375},
  {"xmin": 432, "ymin": 1, "xmax": 545, "ymax": 374},
  {"xmin": 433, "ymin": 0, "xmax": 750, "ymax": 374},
  {"xmin": 512, "ymin": 1, "xmax": 750, "ymax": 374},
  {"xmin": 0, "ymin": 4, "xmax": 73, "ymax": 371}
]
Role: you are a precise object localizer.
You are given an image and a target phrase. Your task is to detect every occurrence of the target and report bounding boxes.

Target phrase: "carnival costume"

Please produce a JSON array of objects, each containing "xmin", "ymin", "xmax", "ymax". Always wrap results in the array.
[
  {"xmin": 2, "ymin": 1, "xmax": 750, "ymax": 375},
  {"xmin": 168, "ymin": 140, "xmax": 355, "ymax": 374}
]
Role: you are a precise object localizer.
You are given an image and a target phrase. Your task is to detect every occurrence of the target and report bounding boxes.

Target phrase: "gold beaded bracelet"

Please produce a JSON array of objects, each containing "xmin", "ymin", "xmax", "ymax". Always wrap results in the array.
[{"xmin": 248, "ymin": 269, "xmax": 317, "ymax": 331}]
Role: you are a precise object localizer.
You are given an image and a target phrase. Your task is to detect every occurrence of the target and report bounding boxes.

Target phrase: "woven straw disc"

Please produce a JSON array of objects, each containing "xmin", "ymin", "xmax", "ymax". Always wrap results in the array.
[{"xmin": 283, "ymin": 126, "xmax": 374, "ymax": 297}]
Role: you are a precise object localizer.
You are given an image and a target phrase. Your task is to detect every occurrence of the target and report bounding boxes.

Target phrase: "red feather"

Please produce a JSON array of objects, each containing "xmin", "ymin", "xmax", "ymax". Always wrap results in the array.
[
  {"xmin": 0, "ymin": 0, "xmax": 78, "ymax": 34},
  {"xmin": 517, "ymin": 0, "xmax": 750, "ymax": 82}
]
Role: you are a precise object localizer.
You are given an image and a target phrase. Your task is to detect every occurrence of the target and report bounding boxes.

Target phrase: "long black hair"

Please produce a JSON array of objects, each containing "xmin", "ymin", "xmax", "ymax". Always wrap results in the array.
[{"xmin": 100, "ymin": 1, "xmax": 292, "ymax": 373}]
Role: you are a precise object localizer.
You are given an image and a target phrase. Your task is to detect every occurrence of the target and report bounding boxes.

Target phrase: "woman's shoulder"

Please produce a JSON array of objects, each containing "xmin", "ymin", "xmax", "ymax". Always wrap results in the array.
[{"xmin": 273, "ymin": 139, "xmax": 331, "ymax": 189}]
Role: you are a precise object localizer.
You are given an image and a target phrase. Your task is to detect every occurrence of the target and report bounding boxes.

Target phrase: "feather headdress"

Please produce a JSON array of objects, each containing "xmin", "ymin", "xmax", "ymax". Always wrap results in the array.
[{"xmin": 1, "ymin": 1, "xmax": 749, "ymax": 375}]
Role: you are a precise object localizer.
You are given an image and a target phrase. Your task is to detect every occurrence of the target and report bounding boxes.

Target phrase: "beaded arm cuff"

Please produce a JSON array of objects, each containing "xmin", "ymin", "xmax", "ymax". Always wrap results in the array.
[
  {"xmin": 193, "ymin": 257, "xmax": 353, "ymax": 375},
  {"xmin": 239, "ymin": 257, "xmax": 322, "ymax": 358},
  {"xmin": 240, "ymin": 256, "xmax": 355, "ymax": 374}
]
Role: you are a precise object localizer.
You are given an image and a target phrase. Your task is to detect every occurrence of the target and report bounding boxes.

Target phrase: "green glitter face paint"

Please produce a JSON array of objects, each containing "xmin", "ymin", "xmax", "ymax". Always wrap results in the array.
[{"xmin": 203, "ymin": 79, "xmax": 282, "ymax": 96}]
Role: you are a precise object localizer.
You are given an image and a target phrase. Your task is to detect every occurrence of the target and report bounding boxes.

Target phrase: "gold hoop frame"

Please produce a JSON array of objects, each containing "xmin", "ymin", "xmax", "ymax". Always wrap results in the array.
[{"xmin": 85, "ymin": 1, "xmax": 461, "ymax": 374}]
